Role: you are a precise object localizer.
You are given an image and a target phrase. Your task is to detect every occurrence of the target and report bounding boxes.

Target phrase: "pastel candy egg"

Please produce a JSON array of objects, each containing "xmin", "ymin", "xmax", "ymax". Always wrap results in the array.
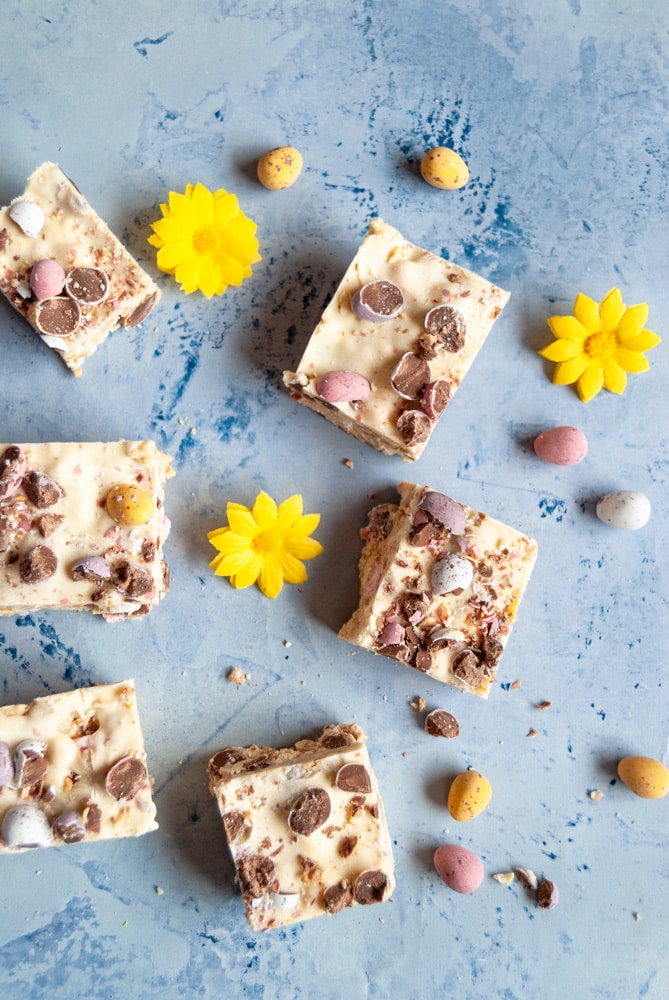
[
  {"xmin": 596, "ymin": 490, "xmax": 651, "ymax": 530},
  {"xmin": 352, "ymin": 280, "xmax": 404, "ymax": 322},
  {"xmin": 420, "ymin": 147, "xmax": 469, "ymax": 190},
  {"xmin": 431, "ymin": 553, "xmax": 473, "ymax": 595},
  {"xmin": 617, "ymin": 756, "xmax": 669, "ymax": 799},
  {"xmin": 448, "ymin": 769, "xmax": 492, "ymax": 821},
  {"xmin": 533, "ymin": 426, "xmax": 588, "ymax": 466},
  {"xmin": 257, "ymin": 146, "xmax": 303, "ymax": 190},
  {"xmin": 314, "ymin": 370, "xmax": 372, "ymax": 403},
  {"xmin": 433, "ymin": 844, "xmax": 484, "ymax": 894},
  {"xmin": 9, "ymin": 198, "xmax": 45, "ymax": 237},
  {"xmin": 106, "ymin": 484, "xmax": 154, "ymax": 525},
  {"xmin": 29, "ymin": 259, "xmax": 67, "ymax": 300},
  {"xmin": 1, "ymin": 803, "xmax": 52, "ymax": 849}
]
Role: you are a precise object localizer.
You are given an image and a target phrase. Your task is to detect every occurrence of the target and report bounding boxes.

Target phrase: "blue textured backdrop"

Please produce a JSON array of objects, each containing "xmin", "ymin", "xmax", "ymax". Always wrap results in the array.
[{"xmin": 0, "ymin": 2, "xmax": 667, "ymax": 998}]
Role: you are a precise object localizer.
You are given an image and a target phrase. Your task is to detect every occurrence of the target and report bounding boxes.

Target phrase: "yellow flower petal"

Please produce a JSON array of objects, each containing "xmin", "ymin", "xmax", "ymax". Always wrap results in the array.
[
  {"xmin": 616, "ymin": 303, "xmax": 648, "ymax": 339},
  {"xmin": 279, "ymin": 552, "xmax": 309, "ymax": 586},
  {"xmin": 227, "ymin": 507, "xmax": 260, "ymax": 537},
  {"xmin": 573, "ymin": 293, "xmax": 599, "ymax": 331},
  {"xmin": 259, "ymin": 557, "xmax": 284, "ymax": 598},
  {"xmin": 599, "ymin": 288, "xmax": 625, "ymax": 330},
  {"xmin": 231, "ymin": 555, "xmax": 263, "ymax": 590},
  {"xmin": 552, "ymin": 355, "xmax": 589, "ymax": 385},
  {"xmin": 286, "ymin": 537, "xmax": 324, "ymax": 560},
  {"xmin": 547, "ymin": 315, "xmax": 588, "ymax": 341},
  {"xmin": 602, "ymin": 358, "xmax": 627, "ymax": 395},
  {"xmin": 539, "ymin": 339, "xmax": 583, "ymax": 362},
  {"xmin": 617, "ymin": 328, "xmax": 662, "ymax": 352},
  {"xmin": 614, "ymin": 348, "xmax": 650, "ymax": 374},
  {"xmin": 577, "ymin": 362, "xmax": 605, "ymax": 403},
  {"xmin": 277, "ymin": 494, "xmax": 304, "ymax": 527},
  {"xmin": 253, "ymin": 491, "xmax": 278, "ymax": 529}
]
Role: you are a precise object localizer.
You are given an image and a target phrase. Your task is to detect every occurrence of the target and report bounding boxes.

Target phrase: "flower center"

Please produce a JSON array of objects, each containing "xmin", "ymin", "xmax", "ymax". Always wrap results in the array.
[
  {"xmin": 192, "ymin": 227, "xmax": 219, "ymax": 257},
  {"xmin": 253, "ymin": 530, "xmax": 280, "ymax": 557},
  {"xmin": 584, "ymin": 329, "xmax": 615, "ymax": 360}
]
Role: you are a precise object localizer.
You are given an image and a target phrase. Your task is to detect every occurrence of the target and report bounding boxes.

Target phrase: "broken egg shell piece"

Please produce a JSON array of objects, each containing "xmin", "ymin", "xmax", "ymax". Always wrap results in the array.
[
  {"xmin": 271, "ymin": 890, "xmax": 301, "ymax": 910},
  {"xmin": 8, "ymin": 199, "xmax": 45, "ymax": 237},
  {"xmin": 71, "ymin": 555, "xmax": 112, "ymax": 584},
  {"xmin": 314, "ymin": 370, "xmax": 372, "ymax": 404},
  {"xmin": 351, "ymin": 279, "xmax": 404, "ymax": 322},
  {"xmin": 65, "ymin": 266, "xmax": 109, "ymax": 305},
  {"xmin": 1, "ymin": 803, "xmax": 52, "ymax": 849},
  {"xmin": 29, "ymin": 259, "xmax": 67, "ymax": 300},
  {"xmin": 431, "ymin": 552, "xmax": 474, "ymax": 595},
  {"xmin": 377, "ymin": 620, "xmax": 405, "ymax": 646},
  {"xmin": 418, "ymin": 491, "xmax": 467, "ymax": 535}
]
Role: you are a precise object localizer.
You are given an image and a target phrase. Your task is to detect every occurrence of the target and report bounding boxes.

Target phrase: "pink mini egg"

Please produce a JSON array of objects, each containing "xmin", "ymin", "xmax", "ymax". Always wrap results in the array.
[
  {"xmin": 533, "ymin": 425, "xmax": 588, "ymax": 466},
  {"xmin": 29, "ymin": 259, "xmax": 66, "ymax": 300},
  {"xmin": 433, "ymin": 844, "xmax": 484, "ymax": 894},
  {"xmin": 314, "ymin": 370, "xmax": 372, "ymax": 403}
]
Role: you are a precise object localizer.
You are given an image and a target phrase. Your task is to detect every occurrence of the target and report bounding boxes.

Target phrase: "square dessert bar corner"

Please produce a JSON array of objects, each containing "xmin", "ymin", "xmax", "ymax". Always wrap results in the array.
[
  {"xmin": 283, "ymin": 219, "xmax": 509, "ymax": 461},
  {"xmin": 0, "ymin": 680, "xmax": 157, "ymax": 853},
  {"xmin": 339, "ymin": 482, "xmax": 537, "ymax": 698},
  {"xmin": 0, "ymin": 161, "xmax": 160, "ymax": 376},
  {"xmin": 0, "ymin": 440, "xmax": 173, "ymax": 620},
  {"xmin": 207, "ymin": 723, "xmax": 395, "ymax": 931}
]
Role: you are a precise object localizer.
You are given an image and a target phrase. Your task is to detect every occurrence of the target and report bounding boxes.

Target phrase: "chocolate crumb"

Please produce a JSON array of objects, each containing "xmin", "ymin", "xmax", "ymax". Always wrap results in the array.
[{"xmin": 35, "ymin": 513, "xmax": 64, "ymax": 538}]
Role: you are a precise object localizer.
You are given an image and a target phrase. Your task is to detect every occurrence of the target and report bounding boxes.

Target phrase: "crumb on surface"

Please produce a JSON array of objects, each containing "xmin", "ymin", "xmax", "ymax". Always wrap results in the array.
[
  {"xmin": 155, "ymin": 886, "xmax": 164, "ymax": 895},
  {"xmin": 410, "ymin": 696, "xmax": 427, "ymax": 711},
  {"xmin": 527, "ymin": 728, "xmax": 538, "ymax": 738},
  {"xmin": 492, "ymin": 872, "xmax": 515, "ymax": 886},
  {"xmin": 343, "ymin": 458, "xmax": 354, "ymax": 468},
  {"xmin": 537, "ymin": 700, "xmax": 552, "ymax": 710},
  {"xmin": 589, "ymin": 789, "xmax": 604, "ymax": 801},
  {"xmin": 228, "ymin": 667, "xmax": 249, "ymax": 686},
  {"xmin": 511, "ymin": 679, "xmax": 522, "ymax": 689}
]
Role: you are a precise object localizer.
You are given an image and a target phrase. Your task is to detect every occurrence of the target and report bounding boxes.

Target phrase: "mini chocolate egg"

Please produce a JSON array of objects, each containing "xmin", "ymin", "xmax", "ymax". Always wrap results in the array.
[
  {"xmin": 30, "ymin": 259, "xmax": 66, "ymax": 300},
  {"xmin": 420, "ymin": 147, "xmax": 469, "ymax": 190},
  {"xmin": 433, "ymin": 844, "xmax": 484, "ymax": 894},
  {"xmin": 106, "ymin": 484, "xmax": 154, "ymax": 525},
  {"xmin": 596, "ymin": 490, "xmax": 651, "ymax": 530},
  {"xmin": 314, "ymin": 370, "xmax": 371, "ymax": 403},
  {"xmin": 431, "ymin": 553, "xmax": 474, "ymax": 595},
  {"xmin": 448, "ymin": 769, "xmax": 492, "ymax": 821},
  {"xmin": 617, "ymin": 755, "xmax": 669, "ymax": 799},
  {"xmin": 533, "ymin": 426, "xmax": 588, "ymax": 466},
  {"xmin": 1, "ymin": 803, "xmax": 52, "ymax": 849},
  {"xmin": 257, "ymin": 146, "xmax": 303, "ymax": 190},
  {"xmin": 352, "ymin": 279, "xmax": 404, "ymax": 322},
  {"xmin": 9, "ymin": 198, "xmax": 45, "ymax": 237}
]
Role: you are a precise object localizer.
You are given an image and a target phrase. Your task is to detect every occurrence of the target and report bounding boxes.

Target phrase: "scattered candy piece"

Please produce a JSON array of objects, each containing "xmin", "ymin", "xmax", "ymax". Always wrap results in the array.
[
  {"xmin": 537, "ymin": 877, "xmax": 559, "ymax": 910},
  {"xmin": 533, "ymin": 426, "xmax": 588, "ymax": 466},
  {"xmin": 420, "ymin": 147, "xmax": 469, "ymax": 190},
  {"xmin": 71, "ymin": 555, "xmax": 112, "ymax": 583},
  {"xmin": 32, "ymin": 296, "xmax": 81, "ymax": 338},
  {"xmin": 18, "ymin": 544, "xmax": 57, "ymax": 584},
  {"xmin": 391, "ymin": 352, "xmax": 430, "ymax": 399},
  {"xmin": 314, "ymin": 370, "xmax": 372, "ymax": 403},
  {"xmin": 148, "ymin": 182, "xmax": 261, "ymax": 298},
  {"xmin": 447, "ymin": 769, "xmax": 492, "ymax": 822},
  {"xmin": 52, "ymin": 810, "xmax": 86, "ymax": 844},
  {"xmin": 106, "ymin": 484, "xmax": 154, "ymax": 526},
  {"xmin": 65, "ymin": 266, "xmax": 109, "ymax": 305},
  {"xmin": 539, "ymin": 288, "xmax": 662, "ymax": 402},
  {"xmin": 617, "ymin": 755, "xmax": 669, "ymax": 799},
  {"xmin": 418, "ymin": 491, "xmax": 467, "ymax": 535},
  {"xmin": 515, "ymin": 867, "xmax": 538, "ymax": 890},
  {"xmin": 424, "ymin": 708, "xmax": 460, "ymax": 739},
  {"xmin": 1, "ymin": 803, "xmax": 52, "ymax": 849},
  {"xmin": 9, "ymin": 199, "xmax": 45, "ymax": 237},
  {"xmin": 352, "ymin": 279, "xmax": 404, "ymax": 322},
  {"xmin": 208, "ymin": 491, "xmax": 323, "ymax": 599},
  {"xmin": 431, "ymin": 552, "xmax": 474, "ymax": 595},
  {"xmin": 492, "ymin": 872, "xmax": 515, "ymax": 886},
  {"xmin": 0, "ymin": 446, "xmax": 28, "ymax": 501},
  {"xmin": 257, "ymin": 146, "xmax": 303, "ymax": 190},
  {"xmin": 29, "ymin": 259, "xmax": 66, "ymax": 300},
  {"xmin": 433, "ymin": 844, "xmax": 484, "ymax": 894},
  {"xmin": 596, "ymin": 490, "xmax": 651, "ymax": 531}
]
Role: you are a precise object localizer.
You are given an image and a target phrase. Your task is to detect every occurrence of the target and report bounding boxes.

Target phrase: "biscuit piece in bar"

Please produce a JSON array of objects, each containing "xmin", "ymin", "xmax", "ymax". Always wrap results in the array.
[
  {"xmin": 0, "ymin": 680, "xmax": 157, "ymax": 853},
  {"xmin": 283, "ymin": 219, "xmax": 509, "ymax": 461},
  {"xmin": 0, "ymin": 162, "xmax": 160, "ymax": 375},
  {"xmin": 0, "ymin": 440, "xmax": 173, "ymax": 620},
  {"xmin": 339, "ymin": 482, "xmax": 537, "ymax": 698},
  {"xmin": 208, "ymin": 723, "xmax": 395, "ymax": 931}
]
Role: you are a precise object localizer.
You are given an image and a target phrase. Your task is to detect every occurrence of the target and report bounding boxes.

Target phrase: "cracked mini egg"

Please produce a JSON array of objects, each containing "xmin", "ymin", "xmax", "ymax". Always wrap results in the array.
[
  {"xmin": 106, "ymin": 484, "xmax": 154, "ymax": 525},
  {"xmin": 257, "ymin": 146, "xmax": 303, "ymax": 190}
]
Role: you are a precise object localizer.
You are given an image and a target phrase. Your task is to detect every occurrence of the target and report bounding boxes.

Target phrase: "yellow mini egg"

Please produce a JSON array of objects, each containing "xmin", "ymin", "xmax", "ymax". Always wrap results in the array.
[
  {"xmin": 106, "ymin": 484, "xmax": 154, "ymax": 526},
  {"xmin": 420, "ymin": 146, "xmax": 469, "ymax": 190},
  {"xmin": 257, "ymin": 146, "xmax": 303, "ymax": 190},
  {"xmin": 617, "ymin": 756, "xmax": 669, "ymax": 799},
  {"xmin": 447, "ymin": 769, "xmax": 492, "ymax": 821}
]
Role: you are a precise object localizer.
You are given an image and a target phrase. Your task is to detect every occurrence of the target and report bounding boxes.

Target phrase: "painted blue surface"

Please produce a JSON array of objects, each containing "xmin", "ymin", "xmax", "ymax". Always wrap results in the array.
[{"xmin": 0, "ymin": 2, "xmax": 667, "ymax": 997}]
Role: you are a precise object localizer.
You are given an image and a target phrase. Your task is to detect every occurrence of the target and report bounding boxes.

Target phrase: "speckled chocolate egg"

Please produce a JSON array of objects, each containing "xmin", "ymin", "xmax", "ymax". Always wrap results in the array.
[
  {"xmin": 257, "ymin": 146, "xmax": 303, "ymax": 190},
  {"xmin": 106, "ymin": 484, "xmax": 154, "ymax": 525},
  {"xmin": 431, "ymin": 552, "xmax": 474, "ymax": 595},
  {"xmin": 596, "ymin": 490, "xmax": 651, "ymax": 530},
  {"xmin": 448, "ymin": 769, "xmax": 492, "ymax": 821},
  {"xmin": 420, "ymin": 147, "xmax": 469, "ymax": 190},
  {"xmin": 617, "ymin": 756, "xmax": 669, "ymax": 799},
  {"xmin": 1, "ymin": 803, "xmax": 52, "ymax": 849},
  {"xmin": 434, "ymin": 844, "xmax": 484, "ymax": 894},
  {"xmin": 314, "ymin": 370, "xmax": 371, "ymax": 403},
  {"xmin": 534, "ymin": 426, "xmax": 588, "ymax": 466}
]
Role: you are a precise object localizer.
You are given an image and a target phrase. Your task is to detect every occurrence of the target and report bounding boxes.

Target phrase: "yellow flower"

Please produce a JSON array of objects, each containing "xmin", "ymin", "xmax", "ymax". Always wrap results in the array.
[
  {"xmin": 148, "ymin": 182, "xmax": 261, "ymax": 298},
  {"xmin": 539, "ymin": 288, "xmax": 661, "ymax": 403},
  {"xmin": 208, "ymin": 491, "xmax": 323, "ymax": 599}
]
